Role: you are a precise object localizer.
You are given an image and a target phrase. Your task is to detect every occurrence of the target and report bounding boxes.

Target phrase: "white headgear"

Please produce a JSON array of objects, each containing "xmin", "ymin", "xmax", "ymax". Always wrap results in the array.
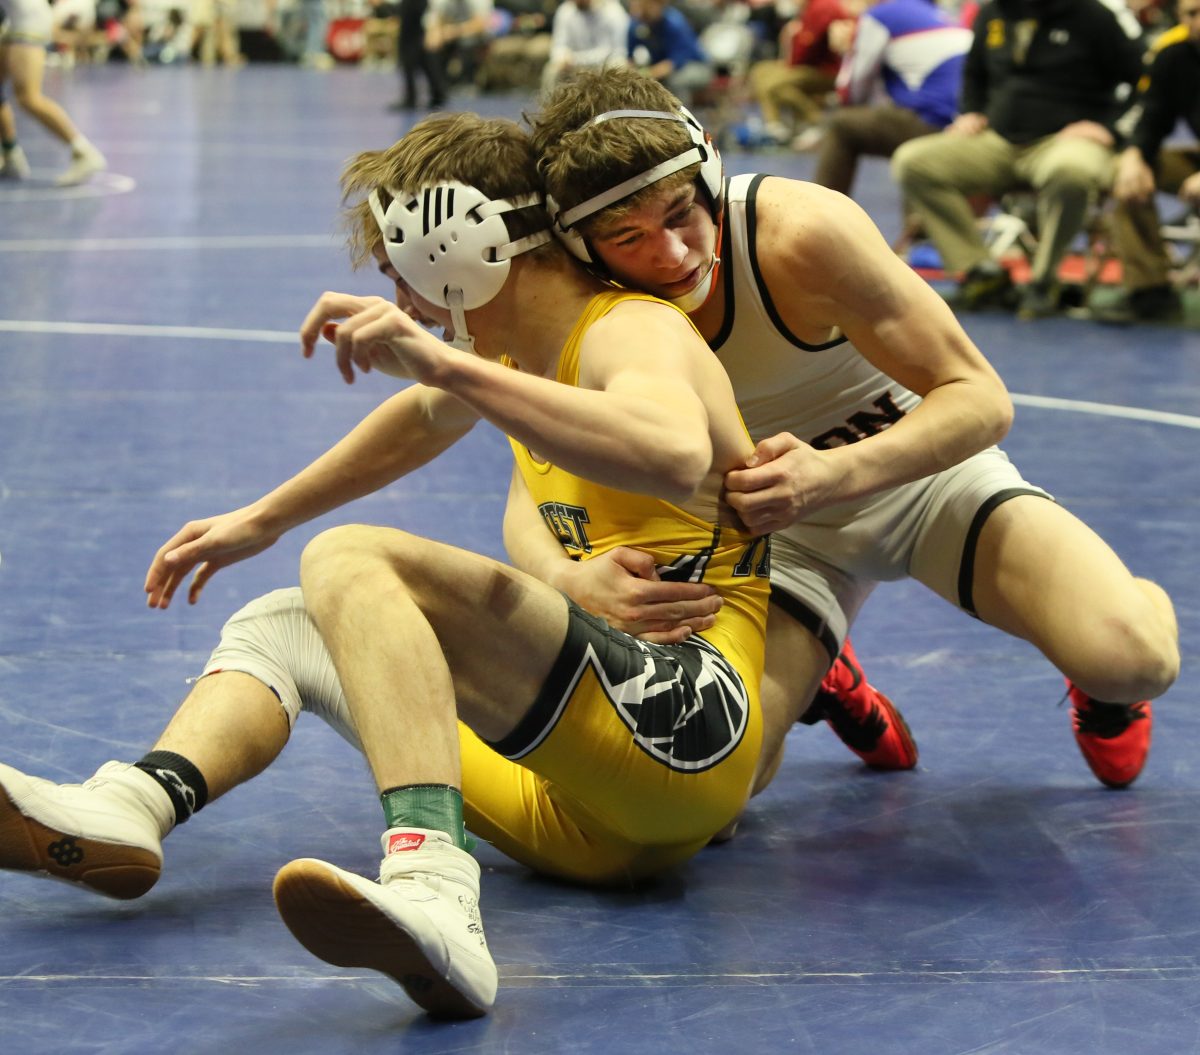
[
  {"xmin": 370, "ymin": 182, "xmax": 552, "ymax": 351},
  {"xmin": 545, "ymin": 107, "xmax": 724, "ymax": 270}
]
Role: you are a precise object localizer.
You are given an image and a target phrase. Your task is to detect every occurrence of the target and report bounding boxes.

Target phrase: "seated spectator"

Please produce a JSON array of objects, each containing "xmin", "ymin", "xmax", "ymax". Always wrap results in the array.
[
  {"xmin": 361, "ymin": 1, "xmax": 400, "ymax": 69},
  {"xmin": 143, "ymin": 5, "xmax": 189, "ymax": 63},
  {"xmin": 541, "ymin": 0, "xmax": 628, "ymax": 95},
  {"xmin": 476, "ymin": 0, "xmax": 555, "ymax": 93},
  {"xmin": 627, "ymin": 0, "xmax": 713, "ymax": 106},
  {"xmin": 892, "ymin": 0, "xmax": 1144, "ymax": 319},
  {"xmin": 427, "ymin": 0, "xmax": 494, "ymax": 87},
  {"xmin": 812, "ymin": 0, "xmax": 972, "ymax": 194},
  {"xmin": 747, "ymin": 0, "xmax": 850, "ymax": 145},
  {"xmin": 51, "ymin": 0, "xmax": 99, "ymax": 67},
  {"xmin": 1094, "ymin": 0, "xmax": 1199, "ymax": 325},
  {"xmin": 95, "ymin": 0, "xmax": 146, "ymax": 63}
]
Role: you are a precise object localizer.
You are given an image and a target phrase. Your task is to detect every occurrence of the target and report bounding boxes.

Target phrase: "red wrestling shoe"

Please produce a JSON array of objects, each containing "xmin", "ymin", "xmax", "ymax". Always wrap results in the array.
[
  {"xmin": 1067, "ymin": 680, "xmax": 1152, "ymax": 789},
  {"xmin": 808, "ymin": 638, "xmax": 918, "ymax": 770}
]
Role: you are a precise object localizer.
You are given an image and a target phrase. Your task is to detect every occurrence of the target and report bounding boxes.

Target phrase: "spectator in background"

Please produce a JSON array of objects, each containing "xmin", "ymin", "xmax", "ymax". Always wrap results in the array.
[
  {"xmin": 386, "ymin": 0, "xmax": 447, "ymax": 109},
  {"xmin": 427, "ymin": 0, "xmax": 493, "ymax": 88},
  {"xmin": 95, "ymin": 0, "xmax": 145, "ymax": 63},
  {"xmin": 1093, "ymin": 0, "xmax": 1199, "ymax": 325},
  {"xmin": 143, "ymin": 6, "xmax": 189, "ymax": 63},
  {"xmin": 541, "ymin": 0, "xmax": 628, "ymax": 94},
  {"xmin": 627, "ymin": 0, "xmax": 713, "ymax": 106},
  {"xmin": 892, "ymin": 0, "xmax": 1144, "ymax": 320},
  {"xmin": 812, "ymin": 0, "xmax": 972, "ymax": 192},
  {"xmin": 190, "ymin": 0, "xmax": 241, "ymax": 65},
  {"xmin": 473, "ymin": 0, "xmax": 554, "ymax": 94},
  {"xmin": 747, "ymin": 0, "xmax": 850, "ymax": 146},
  {"xmin": 50, "ymin": 0, "xmax": 99, "ymax": 67},
  {"xmin": 0, "ymin": 0, "xmax": 106, "ymax": 183},
  {"xmin": 297, "ymin": 0, "xmax": 330, "ymax": 67}
]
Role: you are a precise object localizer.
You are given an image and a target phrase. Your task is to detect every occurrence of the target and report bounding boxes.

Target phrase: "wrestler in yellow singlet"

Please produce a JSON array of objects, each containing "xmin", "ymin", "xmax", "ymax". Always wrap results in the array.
[{"xmin": 459, "ymin": 291, "xmax": 772, "ymax": 885}]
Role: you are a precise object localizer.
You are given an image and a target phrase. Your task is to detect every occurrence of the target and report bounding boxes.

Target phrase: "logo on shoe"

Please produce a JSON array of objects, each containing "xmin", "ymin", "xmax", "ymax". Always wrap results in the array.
[
  {"xmin": 387, "ymin": 832, "xmax": 426, "ymax": 854},
  {"xmin": 47, "ymin": 836, "xmax": 85, "ymax": 867}
]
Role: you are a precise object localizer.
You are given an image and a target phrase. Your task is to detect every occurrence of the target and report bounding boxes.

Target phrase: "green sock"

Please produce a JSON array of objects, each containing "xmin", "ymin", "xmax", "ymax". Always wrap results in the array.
[{"xmin": 380, "ymin": 784, "xmax": 468, "ymax": 851}]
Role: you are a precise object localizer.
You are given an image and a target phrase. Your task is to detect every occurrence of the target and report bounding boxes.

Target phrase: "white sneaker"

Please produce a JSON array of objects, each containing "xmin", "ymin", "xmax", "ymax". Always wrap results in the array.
[
  {"xmin": 55, "ymin": 147, "xmax": 106, "ymax": 187},
  {"xmin": 791, "ymin": 126, "xmax": 825, "ymax": 152},
  {"xmin": 0, "ymin": 761, "xmax": 174, "ymax": 899},
  {"xmin": 273, "ymin": 828, "xmax": 497, "ymax": 1018},
  {"xmin": 0, "ymin": 145, "xmax": 31, "ymax": 180}
]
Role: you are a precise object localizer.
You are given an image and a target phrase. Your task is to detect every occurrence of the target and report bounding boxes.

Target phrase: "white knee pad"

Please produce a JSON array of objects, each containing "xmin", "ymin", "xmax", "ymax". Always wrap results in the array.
[{"xmin": 200, "ymin": 587, "xmax": 363, "ymax": 751}]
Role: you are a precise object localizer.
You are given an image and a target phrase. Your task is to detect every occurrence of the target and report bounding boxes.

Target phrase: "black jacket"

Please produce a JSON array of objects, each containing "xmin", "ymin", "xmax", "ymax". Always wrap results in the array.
[
  {"xmin": 1129, "ymin": 36, "xmax": 1200, "ymax": 165},
  {"xmin": 961, "ymin": 0, "xmax": 1145, "ymax": 143}
]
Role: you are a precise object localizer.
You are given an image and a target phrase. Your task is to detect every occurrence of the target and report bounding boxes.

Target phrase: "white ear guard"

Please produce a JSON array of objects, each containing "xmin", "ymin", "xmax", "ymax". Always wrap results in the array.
[
  {"xmin": 545, "ymin": 107, "xmax": 724, "ymax": 267},
  {"xmin": 370, "ymin": 182, "xmax": 552, "ymax": 310},
  {"xmin": 370, "ymin": 182, "xmax": 552, "ymax": 352}
]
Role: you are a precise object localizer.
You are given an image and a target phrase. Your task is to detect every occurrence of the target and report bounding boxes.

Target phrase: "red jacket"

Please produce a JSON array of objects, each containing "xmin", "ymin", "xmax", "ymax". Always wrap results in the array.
[{"xmin": 789, "ymin": 0, "xmax": 849, "ymax": 75}]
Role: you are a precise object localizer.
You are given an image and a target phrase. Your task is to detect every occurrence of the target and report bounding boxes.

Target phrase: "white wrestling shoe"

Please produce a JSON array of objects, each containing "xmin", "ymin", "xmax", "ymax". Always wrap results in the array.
[
  {"xmin": 273, "ymin": 828, "xmax": 497, "ymax": 1019},
  {"xmin": 0, "ymin": 761, "xmax": 173, "ymax": 899},
  {"xmin": 0, "ymin": 145, "xmax": 31, "ymax": 180},
  {"xmin": 55, "ymin": 146, "xmax": 106, "ymax": 187}
]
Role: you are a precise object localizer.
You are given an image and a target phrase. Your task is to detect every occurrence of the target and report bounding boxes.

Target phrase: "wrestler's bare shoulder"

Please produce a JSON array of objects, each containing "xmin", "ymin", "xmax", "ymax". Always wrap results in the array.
[{"xmin": 752, "ymin": 177, "xmax": 887, "ymax": 270}]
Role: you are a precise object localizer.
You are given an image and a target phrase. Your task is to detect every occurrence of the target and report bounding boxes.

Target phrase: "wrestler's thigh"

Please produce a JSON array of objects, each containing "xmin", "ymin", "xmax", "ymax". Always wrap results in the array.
[
  {"xmin": 969, "ymin": 496, "xmax": 1155, "ymax": 656},
  {"xmin": 374, "ymin": 530, "xmax": 573, "ymax": 721}
]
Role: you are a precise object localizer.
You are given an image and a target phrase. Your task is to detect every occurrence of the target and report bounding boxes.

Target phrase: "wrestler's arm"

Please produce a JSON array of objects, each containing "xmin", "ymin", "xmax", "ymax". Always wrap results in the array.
[
  {"xmin": 146, "ymin": 382, "xmax": 480, "ymax": 608},
  {"xmin": 728, "ymin": 180, "xmax": 1012, "ymax": 527},
  {"xmin": 341, "ymin": 295, "xmax": 732, "ymax": 500}
]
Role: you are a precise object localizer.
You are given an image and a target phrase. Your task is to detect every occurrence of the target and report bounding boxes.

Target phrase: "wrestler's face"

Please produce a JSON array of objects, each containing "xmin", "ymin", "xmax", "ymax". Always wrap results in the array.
[{"xmin": 588, "ymin": 183, "xmax": 717, "ymax": 308}]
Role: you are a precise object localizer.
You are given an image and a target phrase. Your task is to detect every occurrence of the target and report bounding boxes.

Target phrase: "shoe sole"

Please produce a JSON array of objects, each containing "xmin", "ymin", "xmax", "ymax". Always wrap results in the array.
[
  {"xmin": 0, "ymin": 783, "xmax": 160, "ymax": 899},
  {"xmin": 273, "ymin": 859, "xmax": 489, "ymax": 1019}
]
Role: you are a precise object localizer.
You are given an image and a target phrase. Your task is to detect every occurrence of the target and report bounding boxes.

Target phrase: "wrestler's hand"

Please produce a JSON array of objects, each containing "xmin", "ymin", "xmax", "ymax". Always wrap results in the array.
[
  {"xmin": 302, "ymin": 292, "xmax": 451, "ymax": 385},
  {"xmin": 555, "ymin": 546, "xmax": 722, "ymax": 645},
  {"xmin": 300, "ymin": 292, "xmax": 392, "ymax": 379},
  {"xmin": 145, "ymin": 504, "xmax": 281, "ymax": 609},
  {"xmin": 724, "ymin": 432, "xmax": 834, "ymax": 535}
]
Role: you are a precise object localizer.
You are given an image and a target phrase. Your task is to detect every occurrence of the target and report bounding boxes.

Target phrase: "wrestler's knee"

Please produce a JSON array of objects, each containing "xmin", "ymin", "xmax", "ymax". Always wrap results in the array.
[
  {"xmin": 1064, "ymin": 613, "xmax": 1179, "ymax": 703},
  {"xmin": 300, "ymin": 524, "xmax": 401, "ymax": 610}
]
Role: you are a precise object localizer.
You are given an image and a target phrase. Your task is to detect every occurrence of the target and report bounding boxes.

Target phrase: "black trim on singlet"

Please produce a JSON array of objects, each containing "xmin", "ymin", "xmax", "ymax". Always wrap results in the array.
[
  {"xmin": 706, "ymin": 180, "xmax": 736, "ymax": 351},
  {"xmin": 487, "ymin": 605, "xmax": 587, "ymax": 759},
  {"xmin": 742, "ymin": 174, "xmax": 847, "ymax": 354},
  {"xmin": 957, "ymin": 487, "xmax": 1053, "ymax": 617},
  {"xmin": 768, "ymin": 585, "xmax": 841, "ymax": 665}
]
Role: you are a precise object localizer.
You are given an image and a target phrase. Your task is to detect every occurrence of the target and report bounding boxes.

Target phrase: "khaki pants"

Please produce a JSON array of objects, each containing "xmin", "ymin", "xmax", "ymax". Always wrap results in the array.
[
  {"xmin": 748, "ymin": 59, "xmax": 835, "ymax": 129},
  {"xmin": 1108, "ymin": 148, "xmax": 1200, "ymax": 290},
  {"xmin": 892, "ymin": 128, "xmax": 1114, "ymax": 283},
  {"xmin": 813, "ymin": 103, "xmax": 939, "ymax": 195}
]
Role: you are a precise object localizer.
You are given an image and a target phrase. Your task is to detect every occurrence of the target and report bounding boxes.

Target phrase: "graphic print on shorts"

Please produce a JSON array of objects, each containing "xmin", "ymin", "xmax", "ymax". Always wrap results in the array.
[{"xmin": 562, "ymin": 609, "xmax": 751, "ymax": 773}]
